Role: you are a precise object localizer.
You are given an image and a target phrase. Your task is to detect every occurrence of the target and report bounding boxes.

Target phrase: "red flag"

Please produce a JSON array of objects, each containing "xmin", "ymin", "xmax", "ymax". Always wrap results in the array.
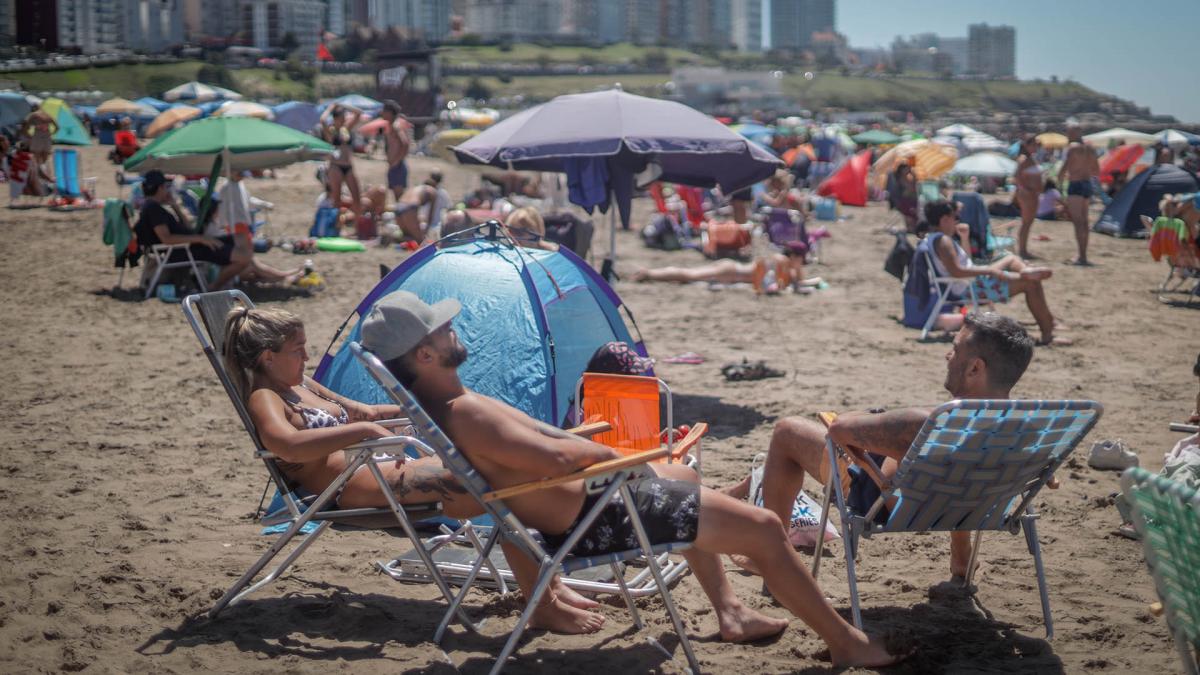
[{"xmin": 316, "ymin": 43, "xmax": 333, "ymax": 61}]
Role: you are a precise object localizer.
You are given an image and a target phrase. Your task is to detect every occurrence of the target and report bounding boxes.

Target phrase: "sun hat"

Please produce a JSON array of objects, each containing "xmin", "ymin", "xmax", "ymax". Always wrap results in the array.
[{"xmin": 360, "ymin": 291, "xmax": 461, "ymax": 361}]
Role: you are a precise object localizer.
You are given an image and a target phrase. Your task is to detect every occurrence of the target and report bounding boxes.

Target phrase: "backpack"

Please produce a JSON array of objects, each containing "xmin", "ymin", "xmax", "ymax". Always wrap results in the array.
[
  {"xmin": 702, "ymin": 220, "xmax": 751, "ymax": 259},
  {"xmin": 884, "ymin": 231, "xmax": 913, "ymax": 281}
]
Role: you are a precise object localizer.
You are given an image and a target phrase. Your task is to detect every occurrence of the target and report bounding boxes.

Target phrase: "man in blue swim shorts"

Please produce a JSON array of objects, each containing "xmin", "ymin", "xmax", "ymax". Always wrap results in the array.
[
  {"xmin": 731, "ymin": 312, "xmax": 1039, "ymax": 581},
  {"xmin": 1057, "ymin": 123, "xmax": 1101, "ymax": 265}
]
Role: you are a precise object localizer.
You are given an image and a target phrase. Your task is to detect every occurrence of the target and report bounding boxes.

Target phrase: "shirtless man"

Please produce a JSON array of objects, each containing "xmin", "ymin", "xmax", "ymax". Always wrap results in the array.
[
  {"xmin": 727, "ymin": 311, "xmax": 1039, "ymax": 579},
  {"xmin": 394, "ymin": 172, "xmax": 447, "ymax": 242},
  {"xmin": 360, "ymin": 292, "xmax": 904, "ymax": 667},
  {"xmin": 19, "ymin": 104, "xmax": 58, "ymax": 174},
  {"xmin": 1056, "ymin": 124, "xmax": 1101, "ymax": 266},
  {"xmin": 379, "ymin": 100, "xmax": 412, "ymax": 201}
]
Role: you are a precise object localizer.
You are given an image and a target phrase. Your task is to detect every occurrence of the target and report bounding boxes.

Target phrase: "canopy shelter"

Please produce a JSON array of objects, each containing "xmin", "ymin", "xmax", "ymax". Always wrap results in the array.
[
  {"xmin": 125, "ymin": 116, "xmax": 333, "ymax": 225},
  {"xmin": 851, "ymin": 129, "xmax": 901, "ymax": 145},
  {"xmin": 936, "ymin": 123, "xmax": 978, "ymax": 137},
  {"xmin": 949, "ymin": 151, "xmax": 1017, "ymax": 178},
  {"xmin": 961, "ymin": 131, "xmax": 1007, "ymax": 153},
  {"xmin": 1094, "ymin": 164, "xmax": 1199, "ymax": 238},
  {"xmin": 40, "ymin": 98, "xmax": 91, "ymax": 146},
  {"xmin": 314, "ymin": 236, "xmax": 647, "ymax": 425},
  {"xmin": 144, "ymin": 105, "xmax": 202, "ymax": 139},
  {"xmin": 162, "ymin": 81, "xmax": 243, "ymax": 103},
  {"xmin": 1084, "ymin": 127, "xmax": 1157, "ymax": 147},
  {"xmin": 452, "ymin": 89, "xmax": 782, "ymax": 278},
  {"xmin": 870, "ymin": 139, "xmax": 959, "ymax": 188},
  {"xmin": 97, "ymin": 97, "xmax": 158, "ymax": 118},
  {"xmin": 212, "ymin": 100, "xmax": 274, "ymax": 120},
  {"xmin": 1157, "ymin": 129, "xmax": 1200, "ymax": 149},
  {"xmin": 0, "ymin": 91, "xmax": 31, "ymax": 133},
  {"xmin": 271, "ymin": 101, "xmax": 320, "ymax": 133},
  {"xmin": 1036, "ymin": 132, "xmax": 1069, "ymax": 149}
]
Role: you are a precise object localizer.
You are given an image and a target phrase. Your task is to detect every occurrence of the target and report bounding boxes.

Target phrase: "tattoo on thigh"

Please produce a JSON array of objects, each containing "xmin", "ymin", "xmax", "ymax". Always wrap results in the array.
[{"xmin": 389, "ymin": 466, "xmax": 468, "ymax": 501}]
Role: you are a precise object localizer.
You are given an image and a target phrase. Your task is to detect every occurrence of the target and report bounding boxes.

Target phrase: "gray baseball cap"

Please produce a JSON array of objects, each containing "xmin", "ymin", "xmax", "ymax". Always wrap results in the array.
[{"xmin": 360, "ymin": 291, "xmax": 461, "ymax": 361}]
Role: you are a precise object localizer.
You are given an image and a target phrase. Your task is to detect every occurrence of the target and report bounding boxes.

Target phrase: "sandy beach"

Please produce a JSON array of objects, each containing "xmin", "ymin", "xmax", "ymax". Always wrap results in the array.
[{"xmin": 0, "ymin": 144, "xmax": 1195, "ymax": 674}]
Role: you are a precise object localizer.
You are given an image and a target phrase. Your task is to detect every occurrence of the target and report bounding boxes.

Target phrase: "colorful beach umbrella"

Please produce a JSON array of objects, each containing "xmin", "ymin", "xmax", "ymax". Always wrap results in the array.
[
  {"xmin": 124, "ymin": 116, "xmax": 333, "ymax": 175},
  {"xmin": 1098, "ymin": 144, "xmax": 1149, "ymax": 183},
  {"xmin": 40, "ymin": 97, "xmax": 91, "ymax": 146},
  {"xmin": 271, "ymin": 101, "xmax": 320, "ymax": 133},
  {"xmin": 961, "ymin": 131, "xmax": 1007, "ymax": 153},
  {"xmin": 1156, "ymin": 129, "xmax": 1200, "ymax": 148},
  {"xmin": 851, "ymin": 129, "xmax": 901, "ymax": 145},
  {"xmin": 162, "ymin": 81, "xmax": 243, "ymax": 103},
  {"xmin": 97, "ymin": 97, "xmax": 157, "ymax": 117},
  {"xmin": 212, "ymin": 100, "xmax": 274, "ymax": 120},
  {"xmin": 1036, "ymin": 132, "xmax": 1069, "ymax": 149},
  {"xmin": 870, "ymin": 139, "xmax": 959, "ymax": 188},
  {"xmin": 1084, "ymin": 128, "xmax": 1157, "ymax": 147},
  {"xmin": 936, "ymin": 123, "xmax": 978, "ymax": 137},
  {"xmin": 144, "ymin": 105, "xmax": 202, "ymax": 138},
  {"xmin": 323, "ymin": 94, "xmax": 382, "ymax": 114},
  {"xmin": 949, "ymin": 151, "xmax": 1017, "ymax": 178}
]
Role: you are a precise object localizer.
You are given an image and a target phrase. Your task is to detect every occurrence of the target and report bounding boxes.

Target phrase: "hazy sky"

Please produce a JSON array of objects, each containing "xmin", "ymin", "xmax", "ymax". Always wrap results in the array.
[{"xmin": 833, "ymin": 0, "xmax": 1200, "ymax": 123}]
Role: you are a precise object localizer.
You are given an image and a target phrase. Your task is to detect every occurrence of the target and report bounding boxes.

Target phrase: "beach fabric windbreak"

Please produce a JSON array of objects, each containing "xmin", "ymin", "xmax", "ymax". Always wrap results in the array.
[
  {"xmin": 314, "ymin": 237, "xmax": 646, "ymax": 424},
  {"xmin": 41, "ymin": 98, "xmax": 91, "ymax": 146},
  {"xmin": 818, "ymin": 149, "xmax": 870, "ymax": 206},
  {"xmin": 1094, "ymin": 164, "xmax": 1200, "ymax": 238}
]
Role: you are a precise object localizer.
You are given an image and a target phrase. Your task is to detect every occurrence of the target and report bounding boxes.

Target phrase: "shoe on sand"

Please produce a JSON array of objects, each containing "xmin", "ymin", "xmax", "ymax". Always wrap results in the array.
[{"xmin": 1088, "ymin": 439, "xmax": 1138, "ymax": 471}]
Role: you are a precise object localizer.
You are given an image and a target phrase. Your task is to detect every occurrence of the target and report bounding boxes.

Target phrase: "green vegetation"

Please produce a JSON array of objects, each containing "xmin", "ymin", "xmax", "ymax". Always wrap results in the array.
[
  {"xmin": 13, "ymin": 61, "xmax": 319, "ymax": 101},
  {"xmin": 444, "ymin": 73, "xmax": 671, "ymax": 101},
  {"xmin": 441, "ymin": 43, "xmax": 711, "ymax": 68}
]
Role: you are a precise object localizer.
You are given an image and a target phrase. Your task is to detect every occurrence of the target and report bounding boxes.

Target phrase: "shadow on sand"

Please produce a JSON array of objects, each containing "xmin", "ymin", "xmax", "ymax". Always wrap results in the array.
[{"xmin": 672, "ymin": 393, "xmax": 769, "ymax": 441}]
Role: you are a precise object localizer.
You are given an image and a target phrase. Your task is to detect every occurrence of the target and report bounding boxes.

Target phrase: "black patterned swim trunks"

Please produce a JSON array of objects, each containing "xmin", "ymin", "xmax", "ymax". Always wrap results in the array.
[{"xmin": 542, "ymin": 477, "xmax": 700, "ymax": 557}]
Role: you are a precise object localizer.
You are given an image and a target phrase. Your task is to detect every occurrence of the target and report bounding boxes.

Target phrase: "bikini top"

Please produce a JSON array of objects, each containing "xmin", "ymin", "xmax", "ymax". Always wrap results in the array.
[
  {"xmin": 286, "ymin": 384, "xmax": 348, "ymax": 429},
  {"xmin": 327, "ymin": 126, "xmax": 350, "ymax": 147}
]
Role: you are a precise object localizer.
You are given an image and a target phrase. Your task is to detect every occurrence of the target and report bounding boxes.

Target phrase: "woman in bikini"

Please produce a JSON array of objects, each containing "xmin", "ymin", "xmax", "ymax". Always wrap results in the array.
[
  {"xmin": 320, "ymin": 106, "xmax": 363, "ymax": 220},
  {"xmin": 223, "ymin": 307, "xmax": 620, "ymax": 634},
  {"xmin": 1014, "ymin": 136, "xmax": 1044, "ymax": 260}
]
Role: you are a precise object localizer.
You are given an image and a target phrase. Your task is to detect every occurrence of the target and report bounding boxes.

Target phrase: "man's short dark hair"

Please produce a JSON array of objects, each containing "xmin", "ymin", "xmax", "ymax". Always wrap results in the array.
[
  {"xmin": 383, "ymin": 100, "xmax": 402, "ymax": 117},
  {"xmin": 962, "ymin": 311, "xmax": 1034, "ymax": 390},
  {"xmin": 924, "ymin": 199, "xmax": 955, "ymax": 228},
  {"xmin": 379, "ymin": 335, "xmax": 434, "ymax": 389}
]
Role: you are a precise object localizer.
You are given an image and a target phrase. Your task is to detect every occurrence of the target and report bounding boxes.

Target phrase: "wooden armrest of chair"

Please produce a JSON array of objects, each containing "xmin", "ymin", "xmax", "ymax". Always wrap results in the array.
[
  {"xmin": 566, "ymin": 420, "xmax": 612, "ymax": 437},
  {"xmin": 482, "ymin": 423, "xmax": 707, "ymax": 503},
  {"xmin": 817, "ymin": 411, "xmax": 890, "ymax": 491}
]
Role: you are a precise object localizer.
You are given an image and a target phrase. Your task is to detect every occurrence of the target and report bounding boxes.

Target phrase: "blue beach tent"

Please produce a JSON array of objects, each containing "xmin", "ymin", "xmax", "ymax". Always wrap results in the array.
[
  {"xmin": 314, "ymin": 234, "xmax": 647, "ymax": 424},
  {"xmin": 1093, "ymin": 164, "xmax": 1199, "ymax": 238}
]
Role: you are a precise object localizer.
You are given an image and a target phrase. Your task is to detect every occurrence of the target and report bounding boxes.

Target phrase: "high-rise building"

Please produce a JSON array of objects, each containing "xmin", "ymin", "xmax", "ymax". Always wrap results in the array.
[
  {"xmin": 967, "ymin": 22, "xmax": 1014, "ymax": 78},
  {"xmin": 462, "ymin": 0, "xmax": 561, "ymax": 40},
  {"xmin": 0, "ymin": 0, "xmax": 15, "ymax": 49},
  {"xmin": 124, "ymin": 0, "xmax": 185, "ymax": 53},
  {"xmin": 327, "ymin": 0, "xmax": 345, "ymax": 35},
  {"xmin": 369, "ymin": 0, "xmax": 450, "ymax": 40},
  {"xmin": 58, "ymin": 0, "xmax": 124, "ymax": 53},
  {"xmin": 769, "ymin": 0, "xmax": 834, "ymax": 51},
  {"xmin": 241, "ymin": 0, "xmax": 326, "ymax": 55},
  {"xmin": 625, "ymin": 0, "xmax": 660, "ymax": 44},
  {"xmin": 730, "ymin": 0, "xmax": 760, "ymax": 51},
  {"xmin": 596, "ymin": 0, "xmax": 625, "ymax": 43},
  {"xmin": 798, "ymin": 0, "xmax": 832, "ymax": 47},
  {"xmin": 14, "ymin": 0, "xmax": 57, "ymax": 50}
]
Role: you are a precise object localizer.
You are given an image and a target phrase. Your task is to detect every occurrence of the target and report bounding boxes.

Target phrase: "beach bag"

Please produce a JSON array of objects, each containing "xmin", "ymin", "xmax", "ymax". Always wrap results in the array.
[
  {"xmin": 765, "ymin": 208, "xmax": 810, "ymax": 256},
  {"xmin": 747, "ymin": 453, "xmax": 839, "ymax": 546},
  {"xmin": 310, "ymin": 207, "xmax": 340, "ymax": 238},
  {"xmin": 702, "ymin": 220, "xmax": 751, "ymax": 258},
  {"xmin": 641, "ymin": 213, "xmax": 682, "ymax": 251},
  {"xmin": 813, "ymin": 197, "xmax": 838, "ymax": 221},
  {"xmin": 884, "ymin": 231, "xmax": 913, "ymax": 282}
]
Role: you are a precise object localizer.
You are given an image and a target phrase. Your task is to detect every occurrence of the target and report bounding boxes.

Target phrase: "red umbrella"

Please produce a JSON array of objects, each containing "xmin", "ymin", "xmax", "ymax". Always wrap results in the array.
[{"xmin": 1099, "ymin": 144, "xmax": 1146, "ymax": 184}]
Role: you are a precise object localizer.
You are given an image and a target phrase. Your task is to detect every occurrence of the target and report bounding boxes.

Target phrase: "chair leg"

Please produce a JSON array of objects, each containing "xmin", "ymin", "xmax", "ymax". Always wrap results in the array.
[
  {"xmin": 144, "ymin": 258, "xmax": 165, "ymax": 299},
  {"xmin": 490, "ymin": 560, "xmax": 560, "ymax": 675},
  {"xmin": 1022, "ymin": 512, "xmax": 1054, "ymax": 639},
  {"xmin": 610, "ymin": 562, "xmax": 644, "ymax": 629},
  {"xmin": 921, "ymin": 291, "xmax": 950, "ymax": 340},
  {"xmin": 435, "ymin": 528, "xmax": 498, "ymax": 643},
  {"xmin": 210, "ymin": 519, "xmax": 333, "ymax": 617},
  {"xmin": 621, "ymin": 484, "xmax": 700, "ymax": 674},
  {"xmin": 964, "ymin": 530, "xmax": 984, "ymax": 588},
  {"xmin": 811, "ymin": 442, "xmax": 838, "ymax": 579},
  {"xmin": 826, "ymin": 440, "xmax": 863, "ymax": 629}
]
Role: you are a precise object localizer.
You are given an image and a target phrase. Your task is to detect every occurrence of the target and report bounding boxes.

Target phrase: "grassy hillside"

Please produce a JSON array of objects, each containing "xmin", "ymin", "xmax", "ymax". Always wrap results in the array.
[
  {"xmin": 441, "ymin": 43, "xmax": 711, "ymax": 67},
  {"xmin": 13, "ymin": 61, "xmax": 314, "ymax": 101}
]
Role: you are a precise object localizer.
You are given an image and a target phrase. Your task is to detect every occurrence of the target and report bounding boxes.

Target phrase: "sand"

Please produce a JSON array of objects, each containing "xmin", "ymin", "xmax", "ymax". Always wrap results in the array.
[{"xmin": 0, "ymin": 144, "xmax": 1195, "ymax": 674}]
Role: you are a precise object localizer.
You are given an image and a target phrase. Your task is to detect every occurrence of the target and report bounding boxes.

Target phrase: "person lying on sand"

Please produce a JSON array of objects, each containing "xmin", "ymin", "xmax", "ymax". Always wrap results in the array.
[
  {"xmin": 361, "ymin": 292, "xmax": 906, "ymax": 667},
  {"xmin": 632, "ymin": 252, "xmax": 820, "ymax": 295},
  {"xmin": 223, "ymin": 306, "xmax": 613, "ymax": 635},
  {"xmin": 925, "ymin": 199, "xmax": 1071, "ymax": 346},
  {"xmin": 725, "ymin": 311, "xmax": 1048, "ymax": 580}
]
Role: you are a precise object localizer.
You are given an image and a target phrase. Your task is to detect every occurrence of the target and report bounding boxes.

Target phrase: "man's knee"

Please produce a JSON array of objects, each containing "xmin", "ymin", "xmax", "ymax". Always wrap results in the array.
[{"xmin": 769, "ymin": 417, "xmax": 824, "ymax": 461}]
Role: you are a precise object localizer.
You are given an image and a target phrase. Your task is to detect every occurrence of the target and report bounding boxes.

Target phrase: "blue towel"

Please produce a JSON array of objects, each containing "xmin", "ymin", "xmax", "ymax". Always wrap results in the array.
[
  {"xmin": 564, "ymin": 157, "xmax": 610, "ymax": 215},
  {"xmin": 902, "ymin": 234, "xmax": 940, "ymax": 329}
]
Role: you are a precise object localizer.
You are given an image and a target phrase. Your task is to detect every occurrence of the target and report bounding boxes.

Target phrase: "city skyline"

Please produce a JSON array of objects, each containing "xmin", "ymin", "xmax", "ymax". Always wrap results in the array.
[{"xmin": 837, "ymin": 0, "xmax": 1200, "ymax": 123}]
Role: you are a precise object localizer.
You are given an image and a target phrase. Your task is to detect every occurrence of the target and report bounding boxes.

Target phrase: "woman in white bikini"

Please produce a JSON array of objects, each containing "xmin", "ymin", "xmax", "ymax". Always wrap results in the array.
[{"xmin": 320, "ymin": 105, "xmax": 364, "ymax": 221}]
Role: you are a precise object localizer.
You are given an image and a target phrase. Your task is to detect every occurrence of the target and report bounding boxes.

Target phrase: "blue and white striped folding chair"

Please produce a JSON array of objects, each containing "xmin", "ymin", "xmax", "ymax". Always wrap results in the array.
[
  {"xmin": 351, "ymin": 342, "xmax": 705, "ymax": 675},
  {"xmin": 182, "ymin": 291, "xmax": 483, "ymax": 633},
  {"xmin": 816, "ymin": 399, "xmax": 1103, "ymax": 637},
  {"xmin": 918, "ymin": 236, "xmax": 979, "ymax": 340},
  {"xmin": 1122, "ymin": 467, "xmax": 1200, "ymax": 674}
]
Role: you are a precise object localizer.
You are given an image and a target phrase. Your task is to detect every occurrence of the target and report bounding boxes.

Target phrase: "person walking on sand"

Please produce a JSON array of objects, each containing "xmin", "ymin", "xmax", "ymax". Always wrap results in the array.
[
  {"xmin": 1057, "ymin": 124, "xmax": 1101, "ymax": 266},
  {"xmin": 379, "ymin": 100, "xmax": 412, "ymax": 201},
  {"xmin": 18, "ymin": 104, "xmax": 57, "ymax": 176}
]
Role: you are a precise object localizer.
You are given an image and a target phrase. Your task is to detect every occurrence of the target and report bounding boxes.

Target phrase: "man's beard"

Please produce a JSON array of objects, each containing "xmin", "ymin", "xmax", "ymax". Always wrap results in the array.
[{"xmin": 441, "ymin": 342, "xmax": 468, "ymax": 368}]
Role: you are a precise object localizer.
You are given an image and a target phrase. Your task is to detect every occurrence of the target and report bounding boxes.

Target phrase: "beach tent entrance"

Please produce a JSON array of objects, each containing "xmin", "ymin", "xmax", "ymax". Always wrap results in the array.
[
  {"xmin": 314, "ymin": 236, "xmax": 647, "ymax": 424},
  {"xmin": 1094, "ymin": 164, "xmax": 1199, "ymax": 238}
]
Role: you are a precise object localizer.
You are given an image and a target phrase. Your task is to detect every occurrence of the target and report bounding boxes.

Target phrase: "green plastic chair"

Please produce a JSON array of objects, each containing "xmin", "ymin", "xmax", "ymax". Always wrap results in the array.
[{"xmin": 1123, "ymin": 467, "xmax": 1200, "ymax": 674}]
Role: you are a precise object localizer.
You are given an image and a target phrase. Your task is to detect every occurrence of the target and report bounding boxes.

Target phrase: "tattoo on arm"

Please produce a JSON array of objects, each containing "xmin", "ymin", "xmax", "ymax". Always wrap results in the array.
[
  {"xmin": 389, "ymin": 464, "xmax": 468, "ymax": 502},
  {"xmin": 842, "ymin": 408, "xmax": 931, "ymax": 460}
]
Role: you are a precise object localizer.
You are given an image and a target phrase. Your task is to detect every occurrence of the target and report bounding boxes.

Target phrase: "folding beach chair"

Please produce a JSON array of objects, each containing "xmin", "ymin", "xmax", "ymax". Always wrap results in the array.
[
  {"xmin": 917, "ymin": 239, "xmax": 979, "ymax": 340},
  {"xmin": 49, "ymin": 148, "xmax": 96, "ymax": 210},
  {"xmin": 1122, "ymin": 467, "xmax": 1200, "ymax": 674},
  {"xmin": 814, "ymin": 399, "xmax": 1103, "ymax": 637},
  {"xmin": 352, "ymin": 342, "xmax": 706, "ymax": 674},
  {"xmin": 182, "ymin": 290, "xmax": 484, "ymax": 632},
  {"xmin": 1143, "ymin": 214, "xmax": 1200, "ymax": 307},
  {"xmin": 574, "ymin": 372, "xmax": 702, "ymax": 471},
  {"xmin": 141, "ymin": 242, "xmax": 210, "ymax": 299}
]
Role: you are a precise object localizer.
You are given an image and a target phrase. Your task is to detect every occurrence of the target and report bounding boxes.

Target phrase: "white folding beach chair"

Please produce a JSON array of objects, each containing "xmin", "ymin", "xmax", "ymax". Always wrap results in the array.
[
  {"xmin": 813, "ymin": 399, "xmax": 1103, "ymax": 638},
  {"xmin": 919, "ymin": 243, "xmax": 979, "ymax": 340},
  {"xmin": 143, "ymin": 243, "xmax": 211, "ymax": 299},
  {"xmin": 182, "ymin": 290, "xmax": 487, "ymax": 632},
  {"xmin": 352, "ymin": 342, "xmax": 706, "ymax": 674}
]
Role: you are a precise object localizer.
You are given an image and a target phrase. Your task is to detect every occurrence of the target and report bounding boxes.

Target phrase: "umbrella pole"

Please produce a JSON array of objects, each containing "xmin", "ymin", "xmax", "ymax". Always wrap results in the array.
[{"xmin": 602, "ymin": 188, "xmax": 617, "ymax": 282}]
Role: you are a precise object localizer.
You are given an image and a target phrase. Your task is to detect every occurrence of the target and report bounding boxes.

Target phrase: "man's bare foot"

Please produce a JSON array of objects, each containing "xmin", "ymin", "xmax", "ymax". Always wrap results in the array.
[
  {"xmin": 1066, "ymin": 257, "xmax": 1095, "ymax": 266},
  {"xmin": 632, "ymin": 269, "xmax": 650, "ymax": 282},
  {"xmin": 528, "ymin": 596, "xmax": 605, "ymax": 634},
  {"xmin": 1020, "ymin": 267, "xmax": 1052, "ymax": 281},
  {"xmin": 722, "ymin": 476, "xmax": 752, "ymax": 500},
  {"xmin": 1019, "ymin": 251, "xmax": 1040, "ymax": 261},
  {"xmin": 950, "ymin": 558, "xmax": 984, "ymax": 583},
  {"xmin": 830, "ymin": 630, "xmax": 910, "ymax": 668},
  {"xmin": 717, "ymin": 603, "xmax": 789, "ymax": 643},
  {"xmin": 1037, "ymin": 334, "xmax": 1074, "ymax": 347},
  {"xmin": 551, "ymin": 580, "xmax": 600, "ymax": 610},
  {"xmin": 729, "ymin": 553, "xmax": 762, "ymax": 576}
]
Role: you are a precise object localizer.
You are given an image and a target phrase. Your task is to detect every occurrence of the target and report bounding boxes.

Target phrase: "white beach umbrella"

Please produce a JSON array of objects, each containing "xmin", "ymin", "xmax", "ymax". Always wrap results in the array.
[{"xmin": 1083, "ymin": 127, "xmax": 1157, "ymax": 146}]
